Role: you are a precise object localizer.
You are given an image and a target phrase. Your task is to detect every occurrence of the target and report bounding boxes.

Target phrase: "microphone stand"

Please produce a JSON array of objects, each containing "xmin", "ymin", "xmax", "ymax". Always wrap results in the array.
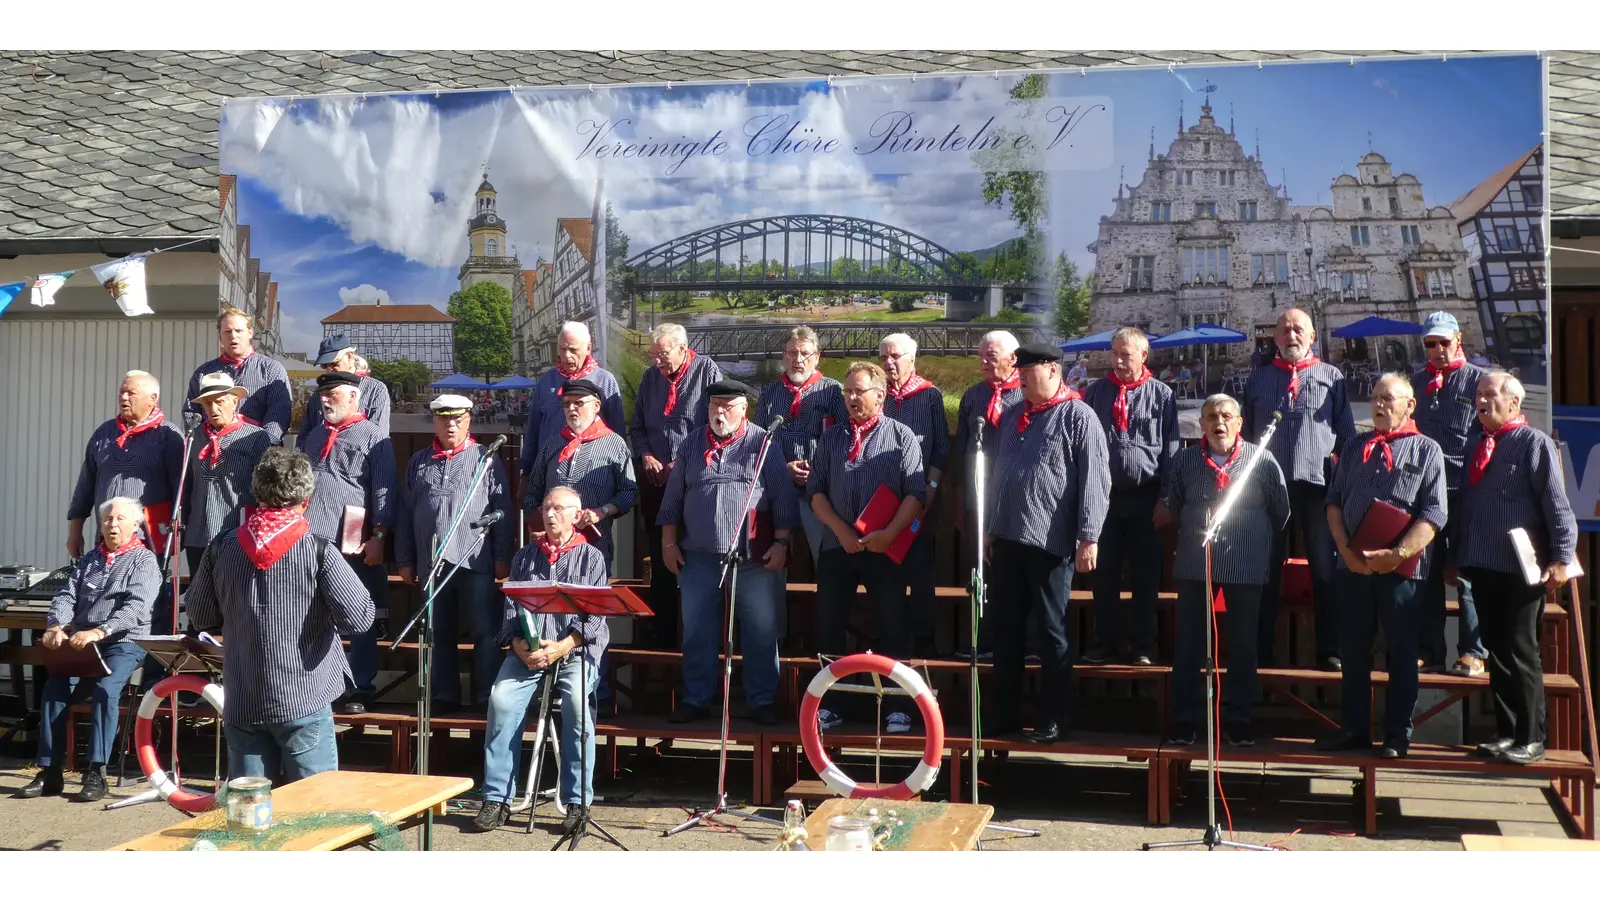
[
  {"xmin": 390, "ymin": 435, "xmax": 505, "ymax": 851},
  {"xmin": 967, "ymin": 414, "xmax": 1040, "ymax": 841},
  {"xmin": 664, "ymin": 416, "xmax": 785, "ymax": 838},
  {"xmin": 1144, "ymin": 413, "xmax": 1283, "ymax": 852}
]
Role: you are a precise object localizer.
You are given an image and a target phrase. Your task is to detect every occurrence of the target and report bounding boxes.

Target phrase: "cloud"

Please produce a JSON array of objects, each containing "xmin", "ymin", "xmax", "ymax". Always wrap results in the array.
[
  {"xmin": 1372, "ymin": 78, "xmax": 1401, "ymax": 100},
  {"xmin": 339, "ymin": 284, "xmax": 390, "ymax": 306}
]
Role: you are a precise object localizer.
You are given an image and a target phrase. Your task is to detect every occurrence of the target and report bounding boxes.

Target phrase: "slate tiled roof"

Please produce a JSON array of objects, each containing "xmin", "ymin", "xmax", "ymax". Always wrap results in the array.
[{"xmin": 0, "ymin": 50, "xmax": 1592, "ymax": 243}]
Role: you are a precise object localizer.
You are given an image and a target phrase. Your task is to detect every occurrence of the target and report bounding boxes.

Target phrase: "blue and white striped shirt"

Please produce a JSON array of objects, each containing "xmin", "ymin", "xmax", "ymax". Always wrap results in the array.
[
  {"xmin": 754, "ymin": 376, "xmax": 848, "ymax": 476},
  {"xmin": 524, "ymin": 430, "xmax": 637, "ymax": 568},
  {"xmin": 187, "ymin": 354, "xmax": 293, "ymax": 445},
  {"xmin": 1243, "ymin": 362, "xmax": 1357, "ymax": 487},
  {"xmin": 1082, "ymin": 376, "xmax": 1180, "ymax": 492},
  {"xmin": 516, "ymin": 367, "xmax": 626, "ymax": 475},
  {"xmin": 951, "ymin": 380, "xmax": 1022, "ymax": 497},
  {"xmin": 296, "ymin": 376, "xmax": 392, "ymax": 449},
  {"xmin": 394, "ymin": 444, "xmax": 513, "ymax": 574},
  {"xmin": 628, "ymin": 353, "xmax": 722, "ymax": 465},
  {"xmin": 67, "ymin": 417, "xmax": 185, "ymax": 522},
  {"xmin": 493, "ymin": 541, "xmax": 611, "ymax": 663},
  {"xmin": 1409, "ymin": 362, "xmax": 1489, "ymax": 491},
  {"xmin": 47, "ymin": 545, "xmax": 161, "ymax": 642},
  {"xmin": 186, "ymin": 531, "xmax": 375, "ymax": 726},
  {"xmin": 1326, "ymin": 430, "xmax": 1448, "ymax": 581},
  {"xmin": 884, "ymin": 384, "xmax": 950, "ymax": 473},
  {"xmin": 182, "ymin": 422, "xmax": 270, "ymax": 549},
  {"xmin": 1452, "ymin": 426, "xmax": 1578, "ymax": 573},
  {"xmin": 656, "ymin": 424, "xmax": 801, "ymax": 556},
  {"xmin": 1164, "ymin": 441, "xmax": 1290, "ymax": 584},
  {"xmin": 302, "ymin": 418, "xmax": 398, "ymax": 543},
  {"xmin": 986, "ymin": 399, "xmax": 1111, "ymax": 558},
  {"xmin": 806, "ymin": 416, "xmax": 926, "ymax": 554}
]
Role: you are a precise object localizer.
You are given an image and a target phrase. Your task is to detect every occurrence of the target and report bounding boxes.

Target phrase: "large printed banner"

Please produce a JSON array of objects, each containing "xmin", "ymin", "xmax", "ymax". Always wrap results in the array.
[
  {"xmin": 218, "ymin": 54, "xmax": 1548, "ymax": 414},
  {"xmin": 1556, "ymin": 407, "xmax": 1600, "ymax": 532}
]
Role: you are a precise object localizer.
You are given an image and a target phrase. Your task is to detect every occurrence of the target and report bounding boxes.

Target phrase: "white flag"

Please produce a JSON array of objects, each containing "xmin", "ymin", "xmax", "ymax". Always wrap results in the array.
[
  {"xmin": 29, "ymin": 271, "xmax": 71, "ymax": 307},
  {"xmin": 91, "ymin": 256, "xmax": 153, "ymax": 316}
]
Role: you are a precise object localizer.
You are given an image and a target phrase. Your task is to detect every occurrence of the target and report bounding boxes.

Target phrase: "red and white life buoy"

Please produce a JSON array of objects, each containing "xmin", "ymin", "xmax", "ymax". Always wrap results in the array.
[
  {"xmin": 798, "ymin": 653, "xmax": 944, "ymax": 801},
  {"xmin": 134, "ymin": 673, "xmax": 224, "ymax": 813}
]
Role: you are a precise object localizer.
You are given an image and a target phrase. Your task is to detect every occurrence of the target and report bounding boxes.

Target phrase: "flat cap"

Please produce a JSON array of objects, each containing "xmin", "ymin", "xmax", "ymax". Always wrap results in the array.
[
  {"xmin": 315, "ymin": 370, "xmax": 361, "ymax": 392},
  {"xmin": 1014, "ymin": 342, "xmax": 1064, "ymax": 367},
  {"xmin": 707, "ymin": 378, "xmax": 756, "ymax": 399}
]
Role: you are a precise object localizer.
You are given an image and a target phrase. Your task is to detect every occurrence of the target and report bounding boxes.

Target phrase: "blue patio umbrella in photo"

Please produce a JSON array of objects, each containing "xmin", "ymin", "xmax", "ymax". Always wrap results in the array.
[
  {"xmin": 429, "ymin": 373, "xmax": 492, "ymax": 390},
  {"xmin": 1332, "ymin": 315, "xmax": 1423, "ymax": 339},
  {"xmin": 1148, "ymin": 324, "xmax": 1249, "ymax": 349},
  {"xmin": 1060, "ymin": 329, "xmax": 1152, "ymax": 353},
  {"xmin": 487, "ymin": 375, "xmax": 537, "ymax": 390}
]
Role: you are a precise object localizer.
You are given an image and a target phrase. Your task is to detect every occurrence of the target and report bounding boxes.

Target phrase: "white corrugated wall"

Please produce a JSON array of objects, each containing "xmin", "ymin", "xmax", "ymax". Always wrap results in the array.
[{"xmin": 0, "ymin": 317, "xmax": 212, "ymax": 569}]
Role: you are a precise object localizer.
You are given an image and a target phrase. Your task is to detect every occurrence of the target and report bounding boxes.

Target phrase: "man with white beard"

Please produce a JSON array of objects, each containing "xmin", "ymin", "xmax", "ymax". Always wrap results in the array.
[
  {"xmin": 657, "ymin": 380, "xmax": 798, "ymax": 725},
  {"xmin": 754, "ymin": 326, "xmax": 846, "ymax": 578}
]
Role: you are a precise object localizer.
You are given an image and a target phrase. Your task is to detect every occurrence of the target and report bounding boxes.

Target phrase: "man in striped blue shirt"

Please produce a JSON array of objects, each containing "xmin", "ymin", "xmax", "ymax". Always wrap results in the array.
[
  {"xmin": 806, "ymin": 361, "xmax": 925, "ymax": 733},
  {"xmin": 522, "ymin": 379, "xmax": 637, "ymax": 570},
  {"xmin": 879, "ymin": 333, "xmax": 949, "ymax": 658},
  {"xmin": 754, "ymin": 326, "xmax": 847, "ymax": 579},
  {"xmin": 1316, "ymin": 374, "xmax": 1447, "ymax": 759},
  {"xmin": 185, "ymin": 448, "xmax": 375, "ymax": 782},
  {"xmin": 515, "ymin": 321, "xmax": 626, "ymax": 479},
  {"xmin": 296, "ymin": 334, "xmax": 392, "ymax": 447},
  {"xmin": 1453, "ymin": 372, "xmax": 1578, "ymax": 765},
  {"xmin": 1163, "ymin": 396, "xmax": 1289, "ymax": 747},
  {"xmin": 1409, "ymin": 312, "xmax": 1490, "ymax": 677},
  {"xmin": 185, "ymin": 306, "xmax": 292, "ymax": 445},
  {"xmin": 67, "ymin": 370, "xmax": 185, "ymax": 562}
]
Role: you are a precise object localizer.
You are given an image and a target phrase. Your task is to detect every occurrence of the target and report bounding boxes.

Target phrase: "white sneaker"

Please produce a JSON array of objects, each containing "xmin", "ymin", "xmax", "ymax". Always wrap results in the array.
[
  {"xmin": 886, "ymin": 712, "xmax": 912, "ymax": 734},
  {"xmin": 818, "ymin": 709, "xmax": 844, "ymax": 731}
]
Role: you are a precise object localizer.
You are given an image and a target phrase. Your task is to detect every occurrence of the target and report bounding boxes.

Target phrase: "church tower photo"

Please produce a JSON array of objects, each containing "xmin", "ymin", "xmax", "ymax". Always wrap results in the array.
[{"xmin": 458, "ymin": 171, "xmax": 522, "ymax": 293}]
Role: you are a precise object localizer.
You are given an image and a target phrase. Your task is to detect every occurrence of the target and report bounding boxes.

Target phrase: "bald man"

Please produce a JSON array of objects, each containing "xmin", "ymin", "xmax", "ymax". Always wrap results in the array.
[
  {"xmin": 67, "ymin": 371, "xmax": 185, "ymax": 562},
  {"xmin": 1243, "ymin": 308, "xmax": 1356, "ymax": 670}
]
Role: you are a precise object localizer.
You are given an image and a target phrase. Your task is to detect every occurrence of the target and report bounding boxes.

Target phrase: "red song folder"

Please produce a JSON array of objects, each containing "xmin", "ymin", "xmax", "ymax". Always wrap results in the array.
[
  {"xmin": 853, "ymin": 484, "xmax": 921, "ymax": 564},
  {"xmin": 1347, "ymin": 499, "xmax": 1422, "ymax": 578}
]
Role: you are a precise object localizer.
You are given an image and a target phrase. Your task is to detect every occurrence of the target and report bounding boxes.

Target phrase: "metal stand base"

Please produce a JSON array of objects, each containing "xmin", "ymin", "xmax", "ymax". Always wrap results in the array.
[
  {"xmin": 104, "ymin": 787, "xmax": 161, "ymax": 810},
  {"xmin": 554, "ymin": 807, "xmax": 629, "ymax": 851},
  {"xmin": 984, "ymin": 822, "xmax": 1042, "ymax": 836},
  {"xmin": 663, "ymin": 794, "xmax": 780, "ymax": 837},
  {"xmin": 1143, "ymin": 823, "xmax": 1277, "ymax": 852}
]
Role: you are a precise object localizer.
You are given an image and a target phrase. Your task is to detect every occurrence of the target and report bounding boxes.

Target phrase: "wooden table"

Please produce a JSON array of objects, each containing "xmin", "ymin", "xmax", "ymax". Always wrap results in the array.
[
  {"xmin": 803, "ymin": 798, "xmax": 993, "ymax": 851},
  {"xmin": 111, "ymin": 770, "xmax": 475, "ymax": 851},
  {"xmin": 1461, "ymin": 834, "xmax": 1600, "ymax": 851}
]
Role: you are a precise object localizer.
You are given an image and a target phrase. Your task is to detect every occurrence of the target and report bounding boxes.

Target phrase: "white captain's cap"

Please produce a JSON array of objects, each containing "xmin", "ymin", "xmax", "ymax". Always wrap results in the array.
[{"xmin": 429, "ymin": 394, "xmax": 473, "ymax": 416}]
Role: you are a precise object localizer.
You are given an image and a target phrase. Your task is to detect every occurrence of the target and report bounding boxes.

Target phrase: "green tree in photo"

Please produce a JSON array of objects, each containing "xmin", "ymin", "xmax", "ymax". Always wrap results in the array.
[
  {"xmin": 447, "ymin": 280, "xmax": 513, "ymax": 381},
  {"xmin": 1052, "ymin": 252, "xmax": 1091, "ymax": 339},
  {"xmin": 367, "ymin": 357, "xmax": 436, "ymax": 400}
]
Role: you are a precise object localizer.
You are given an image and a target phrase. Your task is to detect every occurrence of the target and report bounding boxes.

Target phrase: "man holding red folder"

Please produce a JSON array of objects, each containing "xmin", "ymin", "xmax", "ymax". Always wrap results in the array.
[
  {"xmin": 806, "ymin": 361, "xmax": 926, "ymax": 734},
  {"xmin": 985, "ymin": 343, "xmax": 1110, "ymax": 744},
  {"xmin": 1316, "ymin": 374, "xmax": 1447, "ymax": 759}
]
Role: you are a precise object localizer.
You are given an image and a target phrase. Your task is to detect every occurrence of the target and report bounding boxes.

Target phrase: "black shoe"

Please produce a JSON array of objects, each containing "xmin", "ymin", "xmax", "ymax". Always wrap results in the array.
[
  {"xmin": 1166, "ymin": 725, "xmax": 1197, "ymax": 746},
  {"xmin": 74, "ymin": 766, "xmax": 107, "ymax": 803},
  {"xmin": 1320, "ymin": 656, "xmax": 1342, "ymax": 672},
  {"xmin": 1081, "ymin": 647, "xmax": 1114, "ymax": 665},
  {"xmin": 667, "ymin": 703, "xmax": 707, "ymax": 724},
  {"xmin": 1224, "ymin": 723, "xmax": 1256, "ymax": 747},
  {"xmin": 1131, "ymin": 653, "xmax": 1156, "ymax": 667},
  {"xmin": 1500, "ymin": 742, "xmax": 1545, "ymax": 765},
  {"xmin": 339, "ymin": 694, "xmax": 373, "ymax": 715},
  {"xmin": 469, "ymin": 801, "xmax": 509, "ymax": 833},
  {"xmin": 563, "ymin": 803, "xmax": 586, "ymax": 834},
  {"xmin": 749, "ymin": 705, "xmax": 780, "ymax": 727},
  {"xmin": 1026, "ymin": 721, "xmax": 1064, "ymax": 744},
  {"xmin": 1476, "ymin": 737, "xmax": 1515, "ymax": 758},
  {"xmin": 16, "ymin": 767, "xmax": 63, "ymax": 799},
  {"xmin": 1377, "ymin": 742, "xmax": 1408, "ymax": 760},
  {"xmin": 1313, "ymin": 730, "xmax": 1371, "ymax": 752}
]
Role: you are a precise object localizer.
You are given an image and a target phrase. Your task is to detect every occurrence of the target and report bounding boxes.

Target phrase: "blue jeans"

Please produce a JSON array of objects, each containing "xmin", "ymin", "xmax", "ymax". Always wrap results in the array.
[
  {"xmin": 345, "ymin": 555, "xmax": 389, "ymax": 697},
  {"xmin": 1337, "ymin": 570, "xmax": 1422, "ymax": 745},
  {"xmin": 37, "ymin": 640, "xmax": 146, "ymax": 767},
  {"xmin": 428, "ymin": 569, "xmax": 502, "ymax": 706},
  {"xmin": 482, "ymin": 652, "xmax": 597, "ymax": 806},
  {"xmin": 678, "ymin": 551, "xmax": 783, "ymax": 710},
  {"xmin": 224, "ymin": 707, "xmax": 339, "ymax": 783}
]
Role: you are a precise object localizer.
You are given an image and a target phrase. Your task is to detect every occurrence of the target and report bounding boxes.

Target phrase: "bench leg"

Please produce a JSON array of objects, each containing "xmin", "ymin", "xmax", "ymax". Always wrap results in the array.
[
  {"xmin": 1146, "ymin": 760, "xmax": 1160, "ymax": 825},
  {"xmin": 949, "ymin": 748, "xmax": 964, "ymax": 803},
  {"xmin": 1362, "ymin": 768, "xmax": 1377, "ymax": 835}
]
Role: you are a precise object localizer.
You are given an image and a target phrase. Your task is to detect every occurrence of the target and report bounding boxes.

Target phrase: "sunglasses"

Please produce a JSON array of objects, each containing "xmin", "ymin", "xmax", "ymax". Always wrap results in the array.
[{"xmin": 1423, "ymin": 338, "xmax": 1454, "ymax": 349}]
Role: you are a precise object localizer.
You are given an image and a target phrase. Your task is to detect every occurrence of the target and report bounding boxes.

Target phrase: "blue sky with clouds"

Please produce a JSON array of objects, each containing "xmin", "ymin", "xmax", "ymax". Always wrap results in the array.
[{"xmin": 223, "ymin": 54, "xmax": 1541, "ymax": 356}]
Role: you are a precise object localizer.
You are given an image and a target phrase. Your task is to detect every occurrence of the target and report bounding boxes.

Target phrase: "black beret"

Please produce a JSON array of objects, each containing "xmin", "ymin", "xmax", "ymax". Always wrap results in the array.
[
  {"xmin": 315, "ymin": 370, "xmax": 361, "ymax": 392},
  {"xmin": 1014, "ymin": 342, "xmax": 1065, "ymax": 367},
  {"xmin": 707, "ymin": 378, "xmax": 756, "ymax": 399},
  {"xmin": 561, "ymin": 378, "xmax": 603, "ymax": 400}
]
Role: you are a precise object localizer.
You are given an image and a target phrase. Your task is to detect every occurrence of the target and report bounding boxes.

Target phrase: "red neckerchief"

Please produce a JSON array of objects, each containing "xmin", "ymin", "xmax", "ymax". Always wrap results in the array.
[
  {"xmin": 555, "ymin": 356, "xmax": 599, "ymax": 398},
  {"xmin": 1017, "ymin": 385, "xmax": 1077, "ymax": 433},
  {"xmin": 1361, "ymin": 420, "xmax": 1422, "ymax": 472},
  {"xmin": 661, "ymin": 349, "xmax": 697, "ymax": 417},
  {"xmin": 1424, "ymin": 353, "xmax": 1465, "ymax": 395},
  {"xmin": 115, "ymin": 407, "xmax": 166, "ymax": 450},
  {"xmin": 319, "ymin": 412, "xmax": 368, "ymax": 460},
  {"xmin": 782, "ymin": 370, "xmax": 823, "ymax": 419},
  {"xmin": 432, "ymin": 435, "xmax": 476, "ymax": 460},
  {"xmin": 237, "ymin": 505, "xmax": 310, "ymax": 571},
  {"xmin": 198, "ymin": 418, "xmax": 244, "ymax": 464},
  {"xmin": 219, "ymin": 348, "xmax": 254, "ymax": 372},
  {"xmin": 703, "ymin": 421, "xmax": 747, "ymax": 467},
  {"xmin": 847, "ymin": 414, "xmax": 881, "ymax": 462},
  {"xmin": 537, "ymin": 529, "xmax": 587, "ymax": 566},
  {"xmin": 886, "ymin": 373, "xmax": 933, "ymax": 407},
  {"xmin": 1273, "ymin": 356, "xmax": 1320, "ymax": 401},
  {"xmin": 1468, "ymin": 415, "xmax": 1528, "ymax": 486},
  {"xmin": 1204, "ymin": 440, "xmax": 1243, "ymax": 490},
  {"xmin": 985, "ymin": 372, "xmax": 1021, "ymax": 428},
  {"xmin": 100, "ymin": 536, "xmax": 146, "ymax": 566},
  {"xmin": 558, "ymin": 418, "xmax": 613, "ymax": 462},
  {"xmin": 1107, "ymin": 366, "xmax": 1153, "ymax": 433}
]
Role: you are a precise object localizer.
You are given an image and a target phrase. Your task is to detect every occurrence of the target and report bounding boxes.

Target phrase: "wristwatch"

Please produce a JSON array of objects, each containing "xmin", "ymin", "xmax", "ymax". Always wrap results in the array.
[
  {"xmin": 1394, "ymin": 546, "xmax": 1414, "ymax": 560},
  {"xmin": 927, "ymin": 480, "xmax": 940, "ymax": 490}
]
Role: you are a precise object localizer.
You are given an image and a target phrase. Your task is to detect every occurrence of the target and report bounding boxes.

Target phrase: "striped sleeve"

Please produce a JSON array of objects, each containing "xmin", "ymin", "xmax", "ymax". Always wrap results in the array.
[
  {"xmin": 487, "ymin": 456, "xmax": 513, "ymax": 565},
  {"xmin": 367, "ymin": 436, "xmax": 398, "ymax": 528},
  {"xmin": 184, "ymin": 542, "xmax": 223, "ymax": 632},
  {"xmin": 317, "ymin": 540, "xmax": 375, "ymax": 635},
  {"xmin": 68, "ymin": 432, "xmax": 99, "ymax": 521},
  {"xmin": 46, "ymin": 562, "xmax": 83, "ymax": 629},
  {"xmin": 1073, "ymin": 409, "xmax": 1112, "ymax": 543},
  {"xmin": 926, "ymin": 388, "xmax": 950, "ymax": 472},
  {"xmin": 1534, "ymin": 435, "xmax": 1579, "ymax": 565},
  {"xmin": 762, "ymin": 435, "xmax": 801, "ymax": 531}
]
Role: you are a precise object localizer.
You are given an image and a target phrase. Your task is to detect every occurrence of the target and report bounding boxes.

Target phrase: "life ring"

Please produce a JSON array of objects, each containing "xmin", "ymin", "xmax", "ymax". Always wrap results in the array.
[
  {"xmin": 798, "ymin": 653, "xmax": 944, "ymax": 801},
  {"xmin": 134, "ymin": 673, "xmax": 224, "ymax": 813}
]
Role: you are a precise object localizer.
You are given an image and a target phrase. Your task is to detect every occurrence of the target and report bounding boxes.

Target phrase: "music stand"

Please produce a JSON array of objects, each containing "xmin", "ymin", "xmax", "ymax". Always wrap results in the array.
[
  {"xmin": 106, "ymin": 635, "xmax": 226, "ymax": 811},
  {"xmin": 502, "ymin": 580, "xmax": 651, "ymax": 851}
]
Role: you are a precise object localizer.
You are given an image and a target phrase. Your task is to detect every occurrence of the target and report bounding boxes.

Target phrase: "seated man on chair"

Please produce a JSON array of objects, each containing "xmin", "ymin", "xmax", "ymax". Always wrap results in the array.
[
  {"xmin": 473, "ymin": 486, "xmax": 609, "ymax": 834},
  {"xmin": 21, "ymin": 497, "xmax": 160, "ymax": 802}
]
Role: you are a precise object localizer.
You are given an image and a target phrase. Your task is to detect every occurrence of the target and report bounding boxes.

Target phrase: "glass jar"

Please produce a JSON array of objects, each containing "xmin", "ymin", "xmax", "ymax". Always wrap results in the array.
[
  {"xmin": 825, "ymin": 815, "xmax": 873, "ymax": 851},
  {"xmin": 225, "ymin": 776, "xmax": 273, "ymax": 833}
]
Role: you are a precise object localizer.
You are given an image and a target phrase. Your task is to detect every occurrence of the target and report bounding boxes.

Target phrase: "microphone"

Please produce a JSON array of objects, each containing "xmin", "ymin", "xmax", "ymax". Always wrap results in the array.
[
  {"xmin": 974, "ymin": 415, "xmax": 987, "ymax": 429},
  {"xmin": 484, "ymin": 434, "xmax": 508, "ymax": 454},
  {"xmin": 1270, "ymin": 411, "xmax": 1284, "ymax": 424},
  {"xmin": 766, "ymin": 414, "xmax": 787, "ymax": 431},
  {"xmin": 470, "ymin": 510, "xmax": 505, "ymax": 530}
]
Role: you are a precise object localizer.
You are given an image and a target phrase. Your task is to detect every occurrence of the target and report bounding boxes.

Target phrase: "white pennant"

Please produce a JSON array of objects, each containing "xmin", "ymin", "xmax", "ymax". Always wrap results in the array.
[
  {"xmin": 29, "ymin": 271, "xmax": 71, "ymax": 307},
  {"xmin": 91, "ymin": 256, "xmax": 153, "ymax": 316}
]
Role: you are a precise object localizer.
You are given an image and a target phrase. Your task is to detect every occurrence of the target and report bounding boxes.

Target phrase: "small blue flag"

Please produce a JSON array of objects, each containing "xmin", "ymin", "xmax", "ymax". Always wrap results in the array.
[{"xmin": 0, "ymin": 281, "xmax": 26, "ymax": 319}]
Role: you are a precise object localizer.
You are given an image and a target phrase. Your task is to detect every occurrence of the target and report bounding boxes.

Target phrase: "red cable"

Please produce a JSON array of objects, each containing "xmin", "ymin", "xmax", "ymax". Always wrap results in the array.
[{"xmin": 1209, "ymin": 588, "xmax": 1235, "ymax": 839}]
